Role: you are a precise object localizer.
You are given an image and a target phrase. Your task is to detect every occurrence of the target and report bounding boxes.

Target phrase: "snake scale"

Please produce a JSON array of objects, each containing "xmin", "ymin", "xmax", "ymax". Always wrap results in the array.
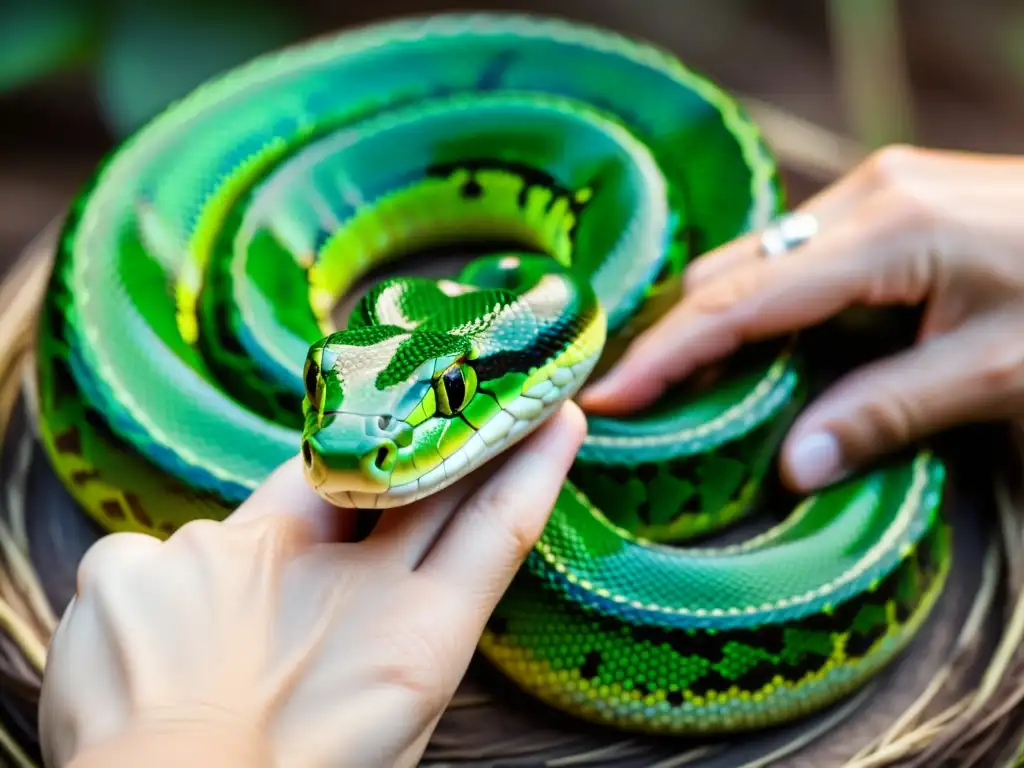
[{"xmin": 33, "ymin": 12, "xmax": 950, "ymax": 735}]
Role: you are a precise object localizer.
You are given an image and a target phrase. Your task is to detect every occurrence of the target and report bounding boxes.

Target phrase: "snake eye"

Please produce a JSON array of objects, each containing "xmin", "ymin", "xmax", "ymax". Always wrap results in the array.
[
  {"xmin": 435, "ymin": 363, "xmax": 477, "ymax": 417},
  {"xmin": 303, "ymin": 356, "xmax": 321, "ymax": 405}
]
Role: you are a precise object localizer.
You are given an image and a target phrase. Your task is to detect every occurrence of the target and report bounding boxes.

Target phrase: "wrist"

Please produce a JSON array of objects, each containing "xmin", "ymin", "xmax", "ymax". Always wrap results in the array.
[{"xmin": 65, "ymin": 705, "xmax": 273, "ymax": 768}]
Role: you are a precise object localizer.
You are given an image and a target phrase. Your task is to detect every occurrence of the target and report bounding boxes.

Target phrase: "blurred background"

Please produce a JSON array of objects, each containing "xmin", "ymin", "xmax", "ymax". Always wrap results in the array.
[
  {"xmin": 2, "ymin": 0, "xmax": 1024, "ymax": 275},
  {"xmin": 2, "ymin": 5, "xmax": 1023, "ymax": 764}
]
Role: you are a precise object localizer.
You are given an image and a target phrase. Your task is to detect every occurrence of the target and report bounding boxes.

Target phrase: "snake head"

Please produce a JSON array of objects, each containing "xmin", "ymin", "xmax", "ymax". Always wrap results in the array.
[{"xmin": 300, "ymin": 257, "xmax": 606, "ymax": 509}]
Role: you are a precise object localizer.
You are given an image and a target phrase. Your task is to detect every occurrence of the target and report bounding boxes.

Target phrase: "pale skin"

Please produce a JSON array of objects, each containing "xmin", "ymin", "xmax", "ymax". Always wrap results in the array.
[
  {"xmin": 39, "ymin": 405, "xmax": 588, "ymax": 768},
  {"xmin": 583, "ymin": 145, "xmax": 1024, "ymax": 491},
  {"xmin": 39, "ymin": 146, "xmax": 1024, "ymax": 766}
]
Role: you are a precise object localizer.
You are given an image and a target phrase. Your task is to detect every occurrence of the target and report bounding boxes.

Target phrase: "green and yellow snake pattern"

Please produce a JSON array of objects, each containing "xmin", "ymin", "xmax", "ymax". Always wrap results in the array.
[{"xmin": 33, "ymin": 12, "xmax": 949, "ymax": 735}]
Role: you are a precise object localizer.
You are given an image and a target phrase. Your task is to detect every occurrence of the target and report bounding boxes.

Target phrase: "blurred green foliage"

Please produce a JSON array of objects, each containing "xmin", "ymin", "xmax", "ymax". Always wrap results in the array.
[{"xmin": 0, "ymin": 0, "xmax": 304, "ymax": 136}]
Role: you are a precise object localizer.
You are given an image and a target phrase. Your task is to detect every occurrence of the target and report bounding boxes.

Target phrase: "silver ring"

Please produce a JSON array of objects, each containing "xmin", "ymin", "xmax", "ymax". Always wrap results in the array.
[{"xmin": 759, "ymin": 211, "xmax": 819, "ymax": 258}]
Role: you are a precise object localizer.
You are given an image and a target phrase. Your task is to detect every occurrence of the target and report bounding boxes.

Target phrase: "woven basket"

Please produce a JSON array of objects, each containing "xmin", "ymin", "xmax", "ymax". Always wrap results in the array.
[{"xmin": 3, "ymin": 110, "xmax": 1024, "ymax": 768}]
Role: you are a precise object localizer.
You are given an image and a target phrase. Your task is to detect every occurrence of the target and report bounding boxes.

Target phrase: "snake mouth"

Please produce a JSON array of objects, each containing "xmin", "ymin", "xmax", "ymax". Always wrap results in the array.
[
  {"xmin": 301, "ymin": 417, "xmax": 398, "ymax": 506},
  {"xmin": 309, "ymin": 391, "xmax": 566, "ymax": 510}
]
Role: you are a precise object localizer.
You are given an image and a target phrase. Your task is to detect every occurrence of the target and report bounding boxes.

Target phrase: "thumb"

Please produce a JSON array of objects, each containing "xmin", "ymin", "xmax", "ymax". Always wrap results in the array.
[{"xmin": 780, "ymin": 312, "xmax": 1024, "ymax": 492}]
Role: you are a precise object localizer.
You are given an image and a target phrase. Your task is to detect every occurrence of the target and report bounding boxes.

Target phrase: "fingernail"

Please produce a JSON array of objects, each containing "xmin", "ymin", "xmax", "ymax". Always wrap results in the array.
[{"xmin": 788, "ymin": 431, "xmax": 843, "ymax": 489}]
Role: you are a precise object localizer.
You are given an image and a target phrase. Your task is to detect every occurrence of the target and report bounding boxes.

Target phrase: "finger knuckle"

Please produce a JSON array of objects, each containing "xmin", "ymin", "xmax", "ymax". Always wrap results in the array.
[
  {"xmin": 975, "ymin": 344, "xmax": 1024, "ymax": 394},
  {"xmin": 858, "ymin": 228, "xmax": 939, "ymax": 306},
  {"xmin": 859, "ymin": 189, "xmax": 938, "ymax": 259},
  {"xmin": 374, "ymin": 658, "xmax": 443, "ymax": 700},
  {"xmin": 167, "ymin": 518, "xmax": 221, "ymax": 544},
  {"xmin": 896, "ymin": 187, "xmax": 939, "ymax": 232},
  {"xmin": 692, "ymin": 269, "xmax": 762, "ymax": 314},
  {"xmin": 861, "ymin": 144, "xmax": 927, "ymax": 188},
  {"xmin": 373, "ymin": 630, "xmax": 452, "ymax": 704},
  {"xmin": 859, "ymin": 146, "xmax": 940, "ymax": 222},
  {"xmin": 857, "ymin": 393, "xmax": 916, "ymax": 448},
  {"xmin": 76, "ymin": 532, "xmax": 157, "ymax": 596},
  {"xmin": 162, "ymin": 518, "xmax": 233, "ymax": 560}
]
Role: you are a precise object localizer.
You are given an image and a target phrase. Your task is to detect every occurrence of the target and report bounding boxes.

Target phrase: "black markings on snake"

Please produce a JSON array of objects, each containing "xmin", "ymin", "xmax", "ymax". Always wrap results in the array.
[
  {"xmin": 676, "ymin": 223, "xmax": 706, "ymax": 258},
  {"xmin": 54, "ymin": 427, "xmax": 82, "ymax": 456},
  {"xmin": 528, "ymin": 528, "xmax": 943, "ymax": 702},
  {"xmin": 45, "ymin": 295, "xmax": 64, "ymax": 337},
  {"xmin": 601, "ymin": 465, "xmax": 631, "ymax": 485},
  {"xmin": 676, "ymin": 496, "xmax": 705, "ymax": 518},
  {"xmin": 47, "ymin": 357, "xmax": 77, "ymax": 410},
  {"xmin": 125, "ymin": 493, "xmax": 152, "ymax": 528},
  {"xmin": 636, "ymin": 500, "xmax": 652, "ymax": 526},
  {"xmin": 193, "ymin": 252, "xmax": 305, "ymax": 427},
  {"xmin": 653, "ymin": 259, "xmax": 675, "ymax": 286},
  {"xmin": 100, "ymin": 499, "xmax": 126, "ymax": 520},
  {"xmin": 632, "ymin": 681, "xmax": 653, "ymax": 697},
  {"xmin": 915, "ymin": 532, "xmax": 938, "ymax": 577},
  {"xmin": 273, "ymin": 390, "xmax": 301, "ymax": 418},
  {"xmin": 472, "ymin": 296, "xmax": 599, "ymax": 380},
  {"xmin": 636, "ymin": 463, "xmax": 658, "ymax": 483},
  {"xmin": 427, "ymin": 159, "xmax": 593, "ymax": 241},
  {"xmin": 460, "ymin": 178, "xmax": 484, "ymax": 199},
  {"xmin": 668, "ymin": 459, "xmax": 700, "ymax": 484},
  {"xmin": 70, "ymin": 468, "xmax": 101, "ymax": 485},
  {"xmin": 579, "ymin": 650, "xmax": 603, "ymax": 680},
  {"xmin": 84, "ymin": 407, "xmax": 134, "ymax": 455},
  {"xmin": 487, "ymin": 615, "xmax": 509, "ymax": 636}
]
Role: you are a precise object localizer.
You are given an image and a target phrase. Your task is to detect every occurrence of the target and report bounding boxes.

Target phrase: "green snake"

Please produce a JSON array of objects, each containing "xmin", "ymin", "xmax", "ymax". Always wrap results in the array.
[{"xmin": 33, "ymin": 12, "xmax": 950, "ymax": 735}]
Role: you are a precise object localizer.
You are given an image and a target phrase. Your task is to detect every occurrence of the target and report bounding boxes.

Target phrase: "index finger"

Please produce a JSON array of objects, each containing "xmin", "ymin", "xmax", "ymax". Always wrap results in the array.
[
  {"xmin": 415, "ymin": 402, "xmax": 587, "ymax": 618},
  {"xmin": 226, "ymin": 454, "xmax": 358, "ymax": 542},
  {"xmin": 579, "ymin": 194, "xmax": 913, "ymax": 415}
]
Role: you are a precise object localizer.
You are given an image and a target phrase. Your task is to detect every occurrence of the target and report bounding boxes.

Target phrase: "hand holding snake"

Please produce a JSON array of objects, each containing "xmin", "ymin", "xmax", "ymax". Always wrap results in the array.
[
  {"xmin": 41, "ymin": 406, "xmax": 586, "ymax": 768},
  {"xmin": 583, "ymin": 145, "xmax": 1024, "ymax": 490},
  {"xmin": 32, "ymin": 13, "xmax": 1024, "ymax": 767}
]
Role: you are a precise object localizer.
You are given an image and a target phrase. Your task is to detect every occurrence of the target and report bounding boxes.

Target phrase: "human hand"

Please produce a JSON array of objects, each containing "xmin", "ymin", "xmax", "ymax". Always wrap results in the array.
[
  {"xmin": 39, "ymin": 402, "xmax": 586, "ymax": 768},
  {"xmin": 580, "ymin": 146, "xmax": 1024, "ymax": 492}
]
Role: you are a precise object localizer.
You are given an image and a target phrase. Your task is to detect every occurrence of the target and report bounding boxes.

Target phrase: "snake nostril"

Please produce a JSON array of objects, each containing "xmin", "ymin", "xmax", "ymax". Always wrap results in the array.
[
  {"xmin": 374, "ymin": 445, "xmax": 392, "ymax": 470},
  {"xmin": 301, "ymin": 440, "xmax": 313, "ymax": 468}
]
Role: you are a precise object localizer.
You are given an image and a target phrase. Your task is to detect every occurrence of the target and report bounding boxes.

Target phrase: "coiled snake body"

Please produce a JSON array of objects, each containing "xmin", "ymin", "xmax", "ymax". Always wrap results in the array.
[{"xmin": 34, "ymin": 13, "xmax": 949, "ymax": 735}]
